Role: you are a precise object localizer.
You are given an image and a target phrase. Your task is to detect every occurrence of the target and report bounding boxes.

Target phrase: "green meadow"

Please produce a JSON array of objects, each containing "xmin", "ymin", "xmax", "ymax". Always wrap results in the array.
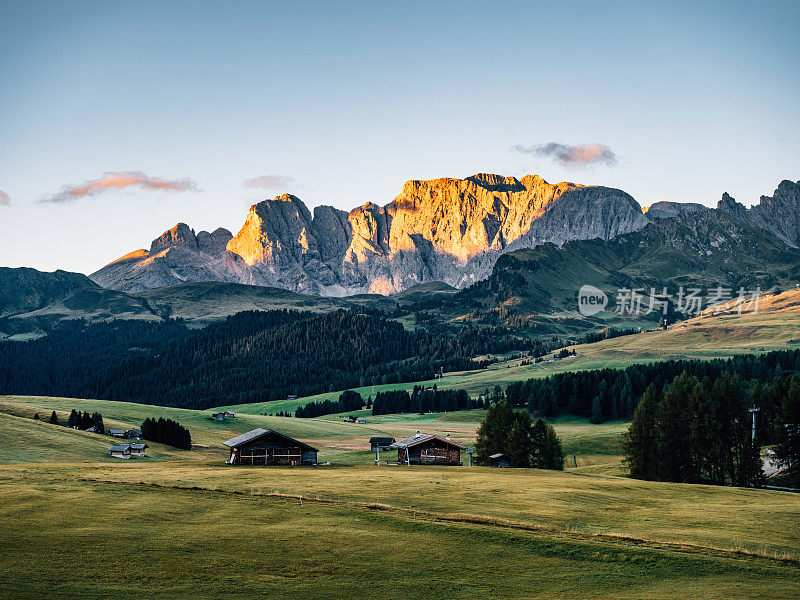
[{"xmin": 0, "ymin": 392, "xmax": 799, "ymax": 599}]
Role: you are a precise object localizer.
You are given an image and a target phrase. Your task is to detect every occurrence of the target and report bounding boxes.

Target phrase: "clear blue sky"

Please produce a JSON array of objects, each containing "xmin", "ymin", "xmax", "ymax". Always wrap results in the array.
[{"xmin": 1, "ymin": 0, "xmax": 798, "ymax": 274}]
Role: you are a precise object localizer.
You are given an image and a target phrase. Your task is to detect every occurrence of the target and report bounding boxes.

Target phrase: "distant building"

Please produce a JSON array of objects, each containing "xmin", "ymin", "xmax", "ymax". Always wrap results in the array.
[
  {"xmin": 108, "ymin": 443, "xmax": 148, "ymax": 459},
  {"xmin": 128, "ymin": 443, "xmax": 148, "ymax": 457},
  {"xmin": 108, "ymin": 444, "xmax": 131, "ymax": 459},
  {"xmin": 369, "ymin": 437, "xmax": 396, "ymax": 451},
  {"xmin": 223, "ymin": 428, "xmax": 318, "ymax": 466},
  {"xmin": 211, "ymin": 412, "xmax": 225, "ymax": 421},
  {"xmin": 489, "ymin": 453, "xmax": 511, "ymax": 468},
  {"xmin": 125, "ymin": 428, "xmax": 143, "ymax": 439},
  {"xmin": 356, "ymin": 418, "xmax": 366, "ymax": 424},
  {"xmin": 287, "ymin": 395, "xmax": 298, "ymax": 401},
  {"xmin": 109, "ymin": 428, "xmax": 126, "ymax": 438},
  {"xmin": 223, "ymin": 411, "xmax": 236, "ymax": 418},
  {"xmin": 391, "ymin": 433, "xmax": 465, "ymax": 465}
]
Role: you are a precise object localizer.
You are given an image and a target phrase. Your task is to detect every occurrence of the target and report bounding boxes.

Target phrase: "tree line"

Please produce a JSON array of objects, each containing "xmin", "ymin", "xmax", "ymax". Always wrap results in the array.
[
  {"xmin": 141, "ymin": 417, "xmax": 192, "ymax": 450},
  {"xmin": 295, "ymin": 390, "xmax": 362, "ymax": 418},
  {"xmin": 0, "ymin": 309, "xmax": 534, "ymax": 409},
  {"xmin": 475, "ymin": 402, "xmax": 564, "ymax": 469},
  {"xmin": 504, "ymin": 349, "xmax": 800, "ymax": 428},
  {"xmin": 371, "ymin": 386, "xmax": 480, "ymax": 416},
  {"xmin": 42, "ymin": 409, "xmax": 104, "ymax": 433}
]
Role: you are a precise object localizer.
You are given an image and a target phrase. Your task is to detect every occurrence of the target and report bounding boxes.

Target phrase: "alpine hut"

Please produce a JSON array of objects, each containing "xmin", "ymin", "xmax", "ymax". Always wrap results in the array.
[
  {"xmin": 222, "ymin": 428, "xmax": 318, "ymax": 466},
  {"xmin": 391, "ymin": 433, "xmax": 465, "ymax": 465}
]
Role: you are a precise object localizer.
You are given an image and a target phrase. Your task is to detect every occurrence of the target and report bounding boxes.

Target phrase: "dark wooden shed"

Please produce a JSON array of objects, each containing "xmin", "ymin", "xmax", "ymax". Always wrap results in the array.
[
  {"xmin": 369, "ymin": 436, "xmax": 396, "ymax": 451},
  {"xmin": 391, "ymin": 433, "xmax": 465, "ymax": 465},
  {"xmin": 489, "ymin": 453, "xmax": 511, "ymax": 468},
  {"xmin": 223, "ymin": 428, "xmax": 318, "ymax": 466}
]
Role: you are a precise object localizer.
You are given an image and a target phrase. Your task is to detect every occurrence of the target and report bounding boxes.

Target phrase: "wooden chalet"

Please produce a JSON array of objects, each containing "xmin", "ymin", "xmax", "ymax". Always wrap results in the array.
[
  {"xmin": 211, "ymin": 412, "xmax": 226, "ymax": 421},
  {"xmin": 223, "ymin": 428, "xmax": 318, "ymax": 466},
  {"xmin": 109, "ymin": 428, "xmax": 126, "ymax": 438},
  {"xmin": 108, "ymin": 444, "xmax": 131, "ymax": 459},
  {"xmin": 369, "ymin": 436, "xmax": 396, "ymax": 451},
  {"xmin": 391, "ymin": 433, "xmax": 465, "ymax": 465},
  {"xmin": 129, "ymin": 443, "xmax": 148, "ymax": 457},
  {"xmin": 108, "ymin": 443, "xmax": 148, "ymax": 459}
]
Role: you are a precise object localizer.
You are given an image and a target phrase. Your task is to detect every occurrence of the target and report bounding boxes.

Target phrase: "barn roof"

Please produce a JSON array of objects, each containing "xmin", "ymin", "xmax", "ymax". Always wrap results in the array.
[
  {"xmin": 369, "ymin": 437, "xmax": 395, "ymax": 444},
  {"xmin": 129, "ymin": 443, "xmax": 148, "ymax": 450},
  {"xmin": 108, "ymin": 444, "xmax": 131, "ymax": 452},
  {"xmin": 391, "ymin": 433, "xmax": 466, "ymax": 450},
  {"xmin": 222, "ymin": 428, "xmax": 318, "ymax": 451}
]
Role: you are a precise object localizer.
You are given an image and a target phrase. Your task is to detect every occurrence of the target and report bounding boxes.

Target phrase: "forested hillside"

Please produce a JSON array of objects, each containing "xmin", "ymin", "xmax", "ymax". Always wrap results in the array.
[
  {"xmin": 507, "ymin": 349, "xmax": 800, "ymax": 435},
  {"xmin": 0, "ymin": 309, "xmax": 535, "ymax": 409}
]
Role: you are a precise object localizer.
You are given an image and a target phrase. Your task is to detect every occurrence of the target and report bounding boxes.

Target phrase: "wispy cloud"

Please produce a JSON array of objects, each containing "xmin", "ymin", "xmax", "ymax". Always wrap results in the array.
[
  {"xmin": 243, "ymin": 174, "xmax": 297, "ymax": 190},
  {"xmin": 40, "ymin": 171, "xmax": 200, "ymax": 204},
  {"xmin": 0, "ymin": 191, "xmax": 9, "ymax": 206},
  {"xmin": 510, "ymin": 142, "xmax": 618, "ymax": 167}
]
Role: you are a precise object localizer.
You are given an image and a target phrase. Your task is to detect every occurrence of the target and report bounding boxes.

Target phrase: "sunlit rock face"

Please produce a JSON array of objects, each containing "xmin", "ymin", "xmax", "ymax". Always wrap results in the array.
[{"xmin": 91, "ymin": 173, "xmax": 649, "ymax": 295}]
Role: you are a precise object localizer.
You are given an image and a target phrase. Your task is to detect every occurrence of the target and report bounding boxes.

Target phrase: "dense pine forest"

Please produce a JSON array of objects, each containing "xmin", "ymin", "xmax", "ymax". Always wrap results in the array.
[
  {"xmin": 0, "ymin": 309, "xmax": 535, "ymax": 409},
  {"xmin": 371, "ymin": 386, "xmax": 480, "ymax": 415},
  {"xmin": 505, "ymin": 349, "xmax": 800, "ymax": 436}
]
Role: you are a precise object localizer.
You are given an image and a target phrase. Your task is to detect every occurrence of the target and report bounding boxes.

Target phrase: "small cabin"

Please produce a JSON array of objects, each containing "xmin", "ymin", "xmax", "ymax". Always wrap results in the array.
[
  {"xmin": 356, "ymin": 418, "xmax": 366, "ymax": 424},
  {"xmin": 223, "ymin": 428, "xmax": 318, "ymax": 466},
  {"xmin": 369, "ymin": 437, "xmax": 396, "ymax": 451},
  {"xmin": 391, "ymin": 433, "xmax": 465, "ymax": 466},
  {"xmin": 223, "ymin": 411, "xmax": 236, "ymax": 418},
  {"xmin": 489, "ymin": 453, "xmax": 511, "ymax": 468},
  {"xmin": 129, "ymin": 443, "xmax": 148, "ymax": 457},
  {"xmin": 109, "ymin": 428, "xmax": 126, "ymax": 438},
  {"xmin": 108, "ymin": 444, "xmax": 131, "ymax": 459},
  {"xmin": 211, "ymin": 412, "xmax": 226, "ymax": 421}
]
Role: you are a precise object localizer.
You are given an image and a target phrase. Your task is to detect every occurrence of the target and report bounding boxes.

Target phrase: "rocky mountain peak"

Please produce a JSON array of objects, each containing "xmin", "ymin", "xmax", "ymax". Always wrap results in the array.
[{"xmin": 149, "ymin": 223, "xmax": 198, "ymax": 254}]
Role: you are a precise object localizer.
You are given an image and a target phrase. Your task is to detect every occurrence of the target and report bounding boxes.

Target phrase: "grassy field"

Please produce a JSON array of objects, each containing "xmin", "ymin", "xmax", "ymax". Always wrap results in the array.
[{"xmin": 2, "ymin": 475, "xmax": 798, "ymax": 600}]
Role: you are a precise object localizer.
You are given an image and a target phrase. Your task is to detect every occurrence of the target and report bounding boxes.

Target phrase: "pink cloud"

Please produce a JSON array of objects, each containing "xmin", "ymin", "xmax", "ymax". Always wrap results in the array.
[
  {"xmin": 243, "ymin": 175, "xmax": 297, "ymax": 190},
  {"xmin": 40, "ymin": 171, "xmax": 200, "ymax": 204},
  {"xmin": 511, "ymin": 142, "xmax": 618, "ymax": 167}
]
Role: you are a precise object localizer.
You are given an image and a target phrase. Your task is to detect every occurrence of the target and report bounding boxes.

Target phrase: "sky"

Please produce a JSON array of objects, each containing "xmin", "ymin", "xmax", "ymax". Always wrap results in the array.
[{"xmin": 1, "ymin": 0, "xmax": 798, "ymax": 274}]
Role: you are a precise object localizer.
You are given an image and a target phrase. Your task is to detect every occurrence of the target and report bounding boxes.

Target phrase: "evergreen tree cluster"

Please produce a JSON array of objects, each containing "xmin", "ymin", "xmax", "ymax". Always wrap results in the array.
[
  {"xmin": 475, "ymin": 402, "xmax": 564, "ymax": 469},
  {"xmin": 371, "ymin": 386, "xmax": 478, "ymax": 415},
  {"xmin": 295, "ymin": 390, "xmax": 362, "ymax": 418},
  {"xmin": 505, "ymin": 349, "xmax": 800, "ymax": 426},
  {"xmin": 65, "ymin": 409, "xmax": 104, "ymax": 433},
  {"xmin": 141, "ymin": 417, "xmax": 192, "ymax": 450},
  {"xmin": 0, "ymin": 309, "xmax": 533, "ymax": 409},
  {"xmin": 624, "ymin": 372, "xmax": 766, "ymax": 486}
]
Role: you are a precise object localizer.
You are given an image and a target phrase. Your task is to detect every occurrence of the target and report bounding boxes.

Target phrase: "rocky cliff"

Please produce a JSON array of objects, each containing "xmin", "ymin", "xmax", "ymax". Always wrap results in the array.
[{"xmin": 90, "ymin": 173, "xmax": 650, "ymax": 294}]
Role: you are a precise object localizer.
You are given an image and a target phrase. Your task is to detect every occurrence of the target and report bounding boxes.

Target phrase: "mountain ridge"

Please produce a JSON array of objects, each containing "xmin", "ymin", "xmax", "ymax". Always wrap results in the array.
[{"xmin": 90, "ymin": 173, "xmax": 649, "ymax": 295}]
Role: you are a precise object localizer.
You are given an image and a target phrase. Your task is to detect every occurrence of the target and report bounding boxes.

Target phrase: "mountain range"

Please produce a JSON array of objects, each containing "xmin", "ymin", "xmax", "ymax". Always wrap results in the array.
[
  {"xmin": 3, "ymin": 175, "xmax": 799, "ymax": 340},
  {"xmin": 89, "ymin": 174, "xmax": 800, "ymax": 297},
  {"xmin": 89, "ymin": 174, "xmax": 652, "ymax": 295}
]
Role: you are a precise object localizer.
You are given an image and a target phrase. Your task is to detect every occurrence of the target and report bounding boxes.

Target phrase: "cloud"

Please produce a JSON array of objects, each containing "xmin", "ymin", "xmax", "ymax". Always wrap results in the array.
[
  {"xmin": 243, "ymin": 175, "xmax": 297, "ymax": 190},
  {"xmin": 40, "ymin": 171, "xmax": 200, "ymax": 204},
  {"xmin": 510, "ymin": 142, "xmax": 618, "ymax": 167},
  {"xmin": 0, "ymin": 191, "xmax": 9, "ymax": 206}
]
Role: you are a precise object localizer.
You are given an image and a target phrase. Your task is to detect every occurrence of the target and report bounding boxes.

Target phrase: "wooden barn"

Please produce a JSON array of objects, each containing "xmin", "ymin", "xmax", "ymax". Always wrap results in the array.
[
  {"xmin": 223, "ymin": 428, "xmax": 318, "ymax": 466},
  {"xmin": 391, "ymin": 433, "xmax": 465, "ymax": 465},
  {"xmin": 108, "ymin": 444, "xmax": 131, "ymax": 459}
]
